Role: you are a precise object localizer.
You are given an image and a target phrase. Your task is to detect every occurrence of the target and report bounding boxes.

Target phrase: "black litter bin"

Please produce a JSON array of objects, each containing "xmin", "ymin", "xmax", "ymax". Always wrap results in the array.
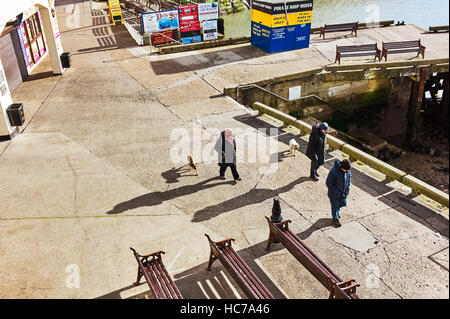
[
  {"xmin": 60, "ymin": 52, "xmax": 71, "ymax": 68},
  {"xmin": 217, "ymin": 18, "xmax": 224, "ymax": 36},
  {"xmin": 6, "ymin": 103, "xmax": 25, "ymax": 126}
]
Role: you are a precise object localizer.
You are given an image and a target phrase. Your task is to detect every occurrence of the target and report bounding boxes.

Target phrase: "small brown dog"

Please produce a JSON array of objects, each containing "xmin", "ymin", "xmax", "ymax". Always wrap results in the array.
[{"xmin": 188, "ymin": 154, "xmax": 199, "ymax": 175}]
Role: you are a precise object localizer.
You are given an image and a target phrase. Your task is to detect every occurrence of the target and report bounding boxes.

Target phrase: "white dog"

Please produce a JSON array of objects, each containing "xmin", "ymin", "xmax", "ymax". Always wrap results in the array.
[{"xmin": 289, "ymin": 139, "xmax": 300, "ymax": 156}]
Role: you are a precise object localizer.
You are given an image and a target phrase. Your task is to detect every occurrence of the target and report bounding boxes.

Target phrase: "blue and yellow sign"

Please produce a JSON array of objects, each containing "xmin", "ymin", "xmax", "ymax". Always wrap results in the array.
[{"xmin": 251, "ymin": 0, "xmax": 313, "ymax": 53}]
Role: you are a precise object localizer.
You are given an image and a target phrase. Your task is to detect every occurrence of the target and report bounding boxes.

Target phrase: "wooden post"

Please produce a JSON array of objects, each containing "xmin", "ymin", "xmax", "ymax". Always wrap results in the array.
[{"xmin": 406, "ymin": 67, "xmax": 429, "ymax": 146}]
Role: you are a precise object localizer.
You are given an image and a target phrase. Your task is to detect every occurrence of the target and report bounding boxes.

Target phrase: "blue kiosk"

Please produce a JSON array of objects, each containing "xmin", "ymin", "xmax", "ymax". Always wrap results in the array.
[{"xmin": 251, "ymin": 0, "xmax": 313, "ymax": 53}]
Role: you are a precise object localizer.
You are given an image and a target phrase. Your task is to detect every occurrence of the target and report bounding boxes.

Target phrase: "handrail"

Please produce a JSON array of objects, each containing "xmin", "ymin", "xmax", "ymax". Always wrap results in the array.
[
  {"xmin": 235, "ymin": 83, "xmax": 348, "ymax": 116},
  {"xmin": 325, "ymin": 58, "xmax": 449, "ymax": 72}
]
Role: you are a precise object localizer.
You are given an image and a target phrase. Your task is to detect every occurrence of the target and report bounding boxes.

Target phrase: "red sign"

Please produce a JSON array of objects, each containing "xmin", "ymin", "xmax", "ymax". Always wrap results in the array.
[
  {"xmin": 151, "ymin": 30, "xmax": 174, "ymax": 45},
  {"xmin": 180, "ymin": 20, "xmax": 201, "ymax": 33},
  {"xmin": 178, "ymin": 4, "xmax": 198, "ymax": 22}
]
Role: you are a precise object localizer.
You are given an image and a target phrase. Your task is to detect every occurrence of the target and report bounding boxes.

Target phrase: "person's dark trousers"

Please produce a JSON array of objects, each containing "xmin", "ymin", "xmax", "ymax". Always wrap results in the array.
[
  {"xmin": 310, "ymin": 158, "xmax": 319, "ymax": 176},
  {"xmin": 219, "ymin": 163, "xmax": 240, "ymax": 180}
]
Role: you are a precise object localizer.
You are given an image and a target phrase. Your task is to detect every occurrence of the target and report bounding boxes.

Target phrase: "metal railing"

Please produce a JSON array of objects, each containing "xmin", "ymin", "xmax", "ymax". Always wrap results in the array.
[{"xmin": 235, "ymin": 83, "xmax": 349, "ymax": 117}]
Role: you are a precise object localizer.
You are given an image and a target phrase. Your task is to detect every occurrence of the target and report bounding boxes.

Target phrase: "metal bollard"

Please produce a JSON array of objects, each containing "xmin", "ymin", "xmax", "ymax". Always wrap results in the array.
[{"xmin": 270, "ymin": 197, "xmax": 283, "ymax": 243}]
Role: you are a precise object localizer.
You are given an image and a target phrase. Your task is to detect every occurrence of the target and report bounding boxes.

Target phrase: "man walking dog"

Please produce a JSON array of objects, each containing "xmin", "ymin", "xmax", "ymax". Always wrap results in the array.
[
  {"xmin": 306, "ymin": 122, "xmax": 329, "ymax": 181},
  {"xmin": 326, "ymin": 159, "xmax": 352, "ymax": 227}
]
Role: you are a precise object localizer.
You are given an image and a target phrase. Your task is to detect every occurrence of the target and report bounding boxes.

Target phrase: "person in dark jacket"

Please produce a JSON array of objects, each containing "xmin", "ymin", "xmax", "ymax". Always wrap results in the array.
[
  {"xmin": 326, "ymin": 159, "xmax": 352, "ymax": 227},
  {"xmin": 215, "ymin": 128, "xmax": 241, "ymax": 181},
  {"xmin": 306, "ymin": 122, "xmax": 328, "ymax": 181}
]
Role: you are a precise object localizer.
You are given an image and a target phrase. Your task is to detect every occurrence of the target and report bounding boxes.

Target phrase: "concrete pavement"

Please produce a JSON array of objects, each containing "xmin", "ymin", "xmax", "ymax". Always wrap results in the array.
[{"xmin": 0, "ymin": 0, "xmax": 448, "ymax": 299}]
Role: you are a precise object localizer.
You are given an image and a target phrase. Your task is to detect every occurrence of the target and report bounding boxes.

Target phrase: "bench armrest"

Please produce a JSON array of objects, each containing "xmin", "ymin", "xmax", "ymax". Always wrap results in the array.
[{"xmin": 130, "ymin": 247, "xmax": 165, "ymax": 258}]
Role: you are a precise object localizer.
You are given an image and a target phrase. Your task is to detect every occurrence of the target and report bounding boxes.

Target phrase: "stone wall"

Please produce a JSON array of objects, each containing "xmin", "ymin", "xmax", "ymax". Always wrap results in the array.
[
  {"xmin": 219, "ymin": 0, "xmax": 248, "ymax": 15},
  {"xmin": 230, "ymin": 65, "xmax": 448, "ymax": 139}
]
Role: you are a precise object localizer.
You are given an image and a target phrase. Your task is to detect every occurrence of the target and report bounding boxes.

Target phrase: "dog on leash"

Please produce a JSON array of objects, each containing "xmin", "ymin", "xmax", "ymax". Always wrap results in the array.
[
  {"xmin": 289, "ymin": 139, "xmax": 300, "ymax": 156},
  {"xmin": 187, "ymin": 154, "xmax": 199, "ymax": 175}
]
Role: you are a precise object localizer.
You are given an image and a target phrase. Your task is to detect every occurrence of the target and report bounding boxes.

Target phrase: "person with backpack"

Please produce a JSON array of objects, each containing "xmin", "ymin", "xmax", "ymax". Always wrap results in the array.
[
  {"xmin": 326, "ymin": 159, "xmax": 352, "ymax": 227},
  {"xmin": 215, "ymin": 128, "xmax": 241, "ymax": 181},
  {"xmin": 306, "ymin": 122, "xmax": 329, "ymax": 181}
]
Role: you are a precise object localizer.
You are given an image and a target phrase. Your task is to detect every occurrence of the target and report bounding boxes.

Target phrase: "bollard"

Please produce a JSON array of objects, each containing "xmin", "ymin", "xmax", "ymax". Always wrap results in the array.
[{"xmin": 270, "ymin": 197, "xmax": 283, "ymax": 243}]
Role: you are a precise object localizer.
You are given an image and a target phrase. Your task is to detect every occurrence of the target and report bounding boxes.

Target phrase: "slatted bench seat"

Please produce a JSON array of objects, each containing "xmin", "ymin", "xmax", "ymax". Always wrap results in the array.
[
  {"xmin": 265, "ymin": 217, "xmax": 359, "ymax": 299},
  {"xmin": 145, "ymin": 0, "xmax": 160, "ymax": 9},
  {"xmin": 320, "ymin": 22, "xmax": 358, "ymax": 39},
  {"xmin": 159, "ymin": 2, "xmax": 176, "ymax": 11},
  {"xmin": 335, "ymin": 43, "xmax": 381, "ymax": 64},
  {"xmin": 381, "ymin": 40, "xmax": 425, "ymax": 61},
  {"xmin": 122, "ymin": 0, "xmax": 147, "ymax": 17},
  {"xmin": 130, "ymin": 247, "xmax": 183, "ymax": 299},
  {"xmin": 429, "ymin": 25, "xmax": 449, "ymax": 33},
  {"xmin": 205, "ymin": 234, "xmax": 274, "ymax": 299}
]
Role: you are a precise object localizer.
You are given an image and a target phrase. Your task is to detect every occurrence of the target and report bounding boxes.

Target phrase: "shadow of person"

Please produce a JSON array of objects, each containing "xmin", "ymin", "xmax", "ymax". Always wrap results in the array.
[
  {"xmin": 296, "ymin": 218, "xmax": 335, "ymax": 240},
  {"xmin": 106, "ymin": 176, "xmax": 235, "ymax": 215},
  {"xmin": 191, "ymin": 176, "xmax": 311, "ymax": 223}
]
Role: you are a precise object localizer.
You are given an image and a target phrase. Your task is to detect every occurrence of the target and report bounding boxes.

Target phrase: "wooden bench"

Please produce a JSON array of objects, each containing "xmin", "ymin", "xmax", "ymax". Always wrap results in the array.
[
  {"xmin": 381, "ymin": 40, "xmax": 426, "ymax": 61},
  {"xmin": 320, "ymin": 22, "xmax": 358, "ymax": 39},
  {"xmin": 335, "ymin": 43, "xmax": 381, "ymax": 64},
  {"xmin": 130, "ymin": 247, "xmax": 183, "ymax": 299},
  {"xmin": 145, "ymin": 0, "xmax": 160, "ymax": 9},
  {"xmin": 159, "ymin": 2, "xmax": 176, "ymax": 11},
  {"xmin": 265, "ymin": 217, "xmax": 359, "ymax": 299},
  {"xmin": 429, "ymin": 25, "xmax": 449, "ymax": 33},
  {"xmin": 205, "ymin": 234, "xmax": 274, "ymax": 299},
  {"xmin": 122, "ymin": 0, "xmax": 147, "ymax": 17}
]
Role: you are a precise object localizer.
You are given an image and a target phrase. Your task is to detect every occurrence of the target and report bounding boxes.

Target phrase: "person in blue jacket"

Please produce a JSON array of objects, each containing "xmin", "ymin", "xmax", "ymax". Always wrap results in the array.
[{"xmin": 326, "ymin": 159, "xmax": 352, "ymax": 227}]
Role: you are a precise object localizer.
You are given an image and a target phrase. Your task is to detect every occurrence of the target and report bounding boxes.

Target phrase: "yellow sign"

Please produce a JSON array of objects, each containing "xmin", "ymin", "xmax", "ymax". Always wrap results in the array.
[
  {"xmin": 108, "ymin": 0, "xmax": 124, "ymax": 25},
  {"xmin": 251, "ymin": 9, "xmax": 312, "ymax": 28}
]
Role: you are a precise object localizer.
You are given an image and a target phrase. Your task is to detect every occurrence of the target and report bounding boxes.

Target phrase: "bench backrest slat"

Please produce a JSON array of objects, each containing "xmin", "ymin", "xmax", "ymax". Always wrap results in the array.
[
  {"xmin": 222, "ymin": 248, "xmax": 265, "ymax": 299},
  {"xmin": 383, "ymin": 40, "xmax": 420, "ymax": 49},
  {"xmin": 337, "ymin": 44, "xmax": 377, "ymax": 52},
  {"xmin": 154, "ymin": 259, "xmax": 182, "ymax": 299},
  {"xmin": 225, "ymin": 247, "xmax": 274, "ymax": 299},
  {"xmin": 219, "ymin": 247, "xmax": 263, "ymax": 298},
  {"xmin": 325, "ymin": 22, "xmax": 357, "ymax": 28},
  {"xmin": 150, "ymin": 261, "xmax": 173, "ymax": 298},
  {"xmin": 144, "ymin": 262, "xmax": 166, "ymax": 298}
]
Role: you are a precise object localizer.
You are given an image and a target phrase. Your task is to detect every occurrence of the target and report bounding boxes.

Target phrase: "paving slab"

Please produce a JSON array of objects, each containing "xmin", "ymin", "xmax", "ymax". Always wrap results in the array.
[{"xmin": 323, "ymin": 221, "xmax": 378, "ymax": 254}]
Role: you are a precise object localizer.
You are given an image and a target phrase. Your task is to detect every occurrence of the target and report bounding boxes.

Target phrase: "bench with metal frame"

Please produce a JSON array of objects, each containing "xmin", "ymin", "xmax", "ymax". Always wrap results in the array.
[
  {"xmin": 335, "ymin": 43, "xmax": 381, "ymax": 64},
  {"xmin": 205, "ymin": 234, "xmax": 274, "ymax": 299},
  {"xmin": 121, "ymin": 0, "xmax": 147, "ymax": 17},
  {"xmin": 159, "ymin": 1, "xmax": 176, "ymax": 11},
  {"xmin": 130, "ymin": 247, "xmax": 183, "ymax": 299},
  {"xmin": 320, "ymin": 22, "xmax": 358, "ymax": 39},
  {"xmin": 428, "ymin": 25, "xmax": 449, "ymax": 33},
  {"xmin": 381, "ymin": 40, "xmax": 426, "ymax": 61},
  {"xmin": 265, "ymin": 217, "xmax": 359, "ymax": 299}
]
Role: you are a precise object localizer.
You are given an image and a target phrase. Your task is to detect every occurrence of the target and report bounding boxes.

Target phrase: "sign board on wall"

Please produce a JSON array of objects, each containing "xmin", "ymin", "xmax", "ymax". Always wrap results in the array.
[
  {"xmin": 198, "ymin": 2, "xmax": 219, "ymax": 21},
  {"xmin": 203, "ymin": 19, "xmax": 218, "ymax": 41},
  {"xmin": 288, "ymin": 86, "xmax": 301, "ymax": 100},
  {"xmin": 0, "ymin": 65, "xmax": 7, "ymax": 97},
  {"xmin": 178, "ymin": 4, "xmax": 198, "ymax": 22},
  {"xmin": 151, "ymin": 30, "xmax": 174, "ymax": 45},
  {"xmin": 49, "ymin": 5, "xmax": 64, "ymax": 56},
  {"xmin": 180, "ymin": 20, "xmax": 201, "ymax": 33},
  {"xmin": 141, "ymin": 10, "xmax": 179, "ymax": 34}
]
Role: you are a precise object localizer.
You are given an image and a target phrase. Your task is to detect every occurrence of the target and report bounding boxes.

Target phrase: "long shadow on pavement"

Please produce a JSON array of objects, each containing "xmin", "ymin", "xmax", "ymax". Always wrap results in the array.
[
  {"xmin": 191, "ymin": 176, "xmax": 310, "ymax": 222},
  {"xmin": 106, "ymin": 176, "xmax": 235, "ymax": 214}
]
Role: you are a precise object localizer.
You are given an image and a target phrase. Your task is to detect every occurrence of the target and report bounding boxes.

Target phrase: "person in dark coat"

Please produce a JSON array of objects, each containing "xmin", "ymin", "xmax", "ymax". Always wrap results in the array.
[
  {"xmin": 215, "ymin": 128, "xmax": 241, "ymax": 181},
  {"xmin": 326, "ymin": 159, "xmax": 352, "ymax": 227},
  {"xmin": 306, "ymin": 122, "xmax": 328, "ymax": 181}
]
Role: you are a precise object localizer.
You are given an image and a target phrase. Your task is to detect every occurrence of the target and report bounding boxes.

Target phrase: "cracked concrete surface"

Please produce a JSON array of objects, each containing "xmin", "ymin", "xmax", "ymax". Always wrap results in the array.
[{"xmin": 0, "ymin": 0, "xmax": 448, "ymax": 299}]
